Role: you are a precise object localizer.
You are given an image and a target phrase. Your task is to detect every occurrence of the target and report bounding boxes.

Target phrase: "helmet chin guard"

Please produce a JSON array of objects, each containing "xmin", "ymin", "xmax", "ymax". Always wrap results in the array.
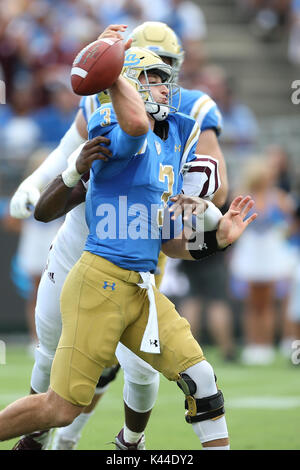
[{"xmin": 145, "ymin": 102, "xmax": 169, "ymax": 121}]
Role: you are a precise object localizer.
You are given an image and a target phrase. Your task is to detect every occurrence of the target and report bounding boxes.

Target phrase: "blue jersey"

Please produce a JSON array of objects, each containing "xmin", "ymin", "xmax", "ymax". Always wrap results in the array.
[
  {"xmin": 85, "ymin": 104, "xmax": 200, "ymax": 272},
  {"xmin": 80, "ymin": 87, "xmax": 222, "ymax": 135}
]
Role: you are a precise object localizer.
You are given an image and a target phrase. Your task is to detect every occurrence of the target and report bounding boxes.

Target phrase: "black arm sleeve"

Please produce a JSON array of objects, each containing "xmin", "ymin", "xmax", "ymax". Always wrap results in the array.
[{"xmin": 188, "ymin": 230, "xmax": 229, "ymax": 260}]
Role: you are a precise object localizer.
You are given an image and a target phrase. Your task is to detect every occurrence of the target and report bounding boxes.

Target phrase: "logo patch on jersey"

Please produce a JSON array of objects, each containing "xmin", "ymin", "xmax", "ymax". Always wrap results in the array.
[
  {"xmin": 48, "ymin": 272, "xmax": 55, "ymax": 284},
  {"xmin": 155, "ymin": 141, "xmax": 161, "ymax": 155},
  {"xmin": 103, "ymin": 281, "xmax": 116, "ymax": 290},
  {"xmin": 149, "ymin": 339, "xmax": 159, "ymax": 348},
  {"xmin": 175, "ymin": 144, "xmax": 181, "ymax": 152},
  {"xmin": 124, "ymin": 52, "xmax": 140, "ymax": 66}
]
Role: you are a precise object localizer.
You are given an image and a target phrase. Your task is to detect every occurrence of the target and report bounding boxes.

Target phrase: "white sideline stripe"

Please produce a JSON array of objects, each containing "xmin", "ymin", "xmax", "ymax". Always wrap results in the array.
[
  {"xmin": 227, "ymin": 396, "xmax": 300, "ymax": 409},
  {"xmin": 1, "ymin": 393, "xmax": 299, "ymax": 410},
  {"xmin": 71, "ymin": 67, "xmax": 88, "ymax": 78}
]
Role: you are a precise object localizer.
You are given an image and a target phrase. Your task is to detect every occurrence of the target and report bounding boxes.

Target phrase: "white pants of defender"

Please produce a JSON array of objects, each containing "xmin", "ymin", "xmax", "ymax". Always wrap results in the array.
[{"xmin": 31, "ymin": 247, "xmax": 159, "ymax": 396}]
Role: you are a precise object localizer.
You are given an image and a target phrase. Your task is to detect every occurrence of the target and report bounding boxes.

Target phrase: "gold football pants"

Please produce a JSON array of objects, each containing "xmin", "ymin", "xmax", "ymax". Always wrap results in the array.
[{"xmin": 50, "ymin": 251, "xmax": 204, "ymax": 406}]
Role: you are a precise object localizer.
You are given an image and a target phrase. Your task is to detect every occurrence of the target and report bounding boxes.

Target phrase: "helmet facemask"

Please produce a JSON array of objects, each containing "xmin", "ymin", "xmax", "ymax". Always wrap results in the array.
[{"xmin": 122, "ymin": 48, "xmax": 181, "ymax": 121}]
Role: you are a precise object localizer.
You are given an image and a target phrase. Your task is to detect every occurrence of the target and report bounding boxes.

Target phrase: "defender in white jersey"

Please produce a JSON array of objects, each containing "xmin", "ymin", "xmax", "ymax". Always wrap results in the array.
[{"xmin": 9, "ymin": 24, "xmax": 226, "ymax": 450}]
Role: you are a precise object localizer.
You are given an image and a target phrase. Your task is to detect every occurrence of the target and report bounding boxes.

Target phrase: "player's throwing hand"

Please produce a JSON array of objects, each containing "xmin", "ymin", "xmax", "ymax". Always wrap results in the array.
[{"xmin": 97, "ymin": 24, "xmax": 133, "ymax": 50}]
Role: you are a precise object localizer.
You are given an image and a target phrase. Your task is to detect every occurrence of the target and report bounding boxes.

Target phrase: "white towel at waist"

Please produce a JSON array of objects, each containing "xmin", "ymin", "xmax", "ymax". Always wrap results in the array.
[{"xmin": 138, "ymin": 271, "xmax": 160, "ymax": 354}]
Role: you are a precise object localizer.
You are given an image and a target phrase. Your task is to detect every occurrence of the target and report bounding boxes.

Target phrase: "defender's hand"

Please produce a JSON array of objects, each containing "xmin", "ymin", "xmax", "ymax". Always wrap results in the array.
[
  {"xmin": 169, "ymin": 194, "xmax": 207, "ymax": 221},
  {"xmin": 75, "ymin": 136, "xmax": 112, "ymax": 175},
  {"xmin": 216, "ymin": 195, "xmax": 257, "ymax": 249},
  {"xmin": 10, "ymin": 186, "xmax": 41, "ymax": 219}
]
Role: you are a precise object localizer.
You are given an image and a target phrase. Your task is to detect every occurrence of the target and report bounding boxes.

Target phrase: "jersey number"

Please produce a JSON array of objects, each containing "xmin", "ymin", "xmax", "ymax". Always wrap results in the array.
[
  {"xmin": 157, "ymin": 164, "xmax": 175, "ymax": 227},
  {"xmin": 100, "ymin": 108, "xmax": 111, "ymax": 127}
]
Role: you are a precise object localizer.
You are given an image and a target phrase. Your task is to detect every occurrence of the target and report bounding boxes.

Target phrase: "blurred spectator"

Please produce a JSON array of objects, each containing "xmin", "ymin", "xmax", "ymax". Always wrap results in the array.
[
  {"xmin": 192, "ymin": 65, "xmax": 259, "ymax": 153},
  {"xmin": 288, "ymin": 0, "xmax": 300, "ymax": 65},
  {"xmin": 160, "ymin": 225, "xmax": 236, "ymax": 362},
  {"xmin": 94, "ymin": 0, "xmax": 145, "ymax": 32},
  {"xmin": 266, "ymin": 144, "xmax": 293, "ymax": 193},
  {"xmin": 32, "ymin": 69, "xmax": 79, "ymax": 146},
  {"xmin": 0, "ymin": 77, "xmax": 40, "ymax": 164},
  {"xmin": 163, "ymin": 0, "xmax": 206, "ymax": 43},
  {"xmin": 230, "ymin": 157, "xmax": 295, "ymax": 364},
  {"xmin": 162, "ymin": 0, "xmax": 207, "ymax": 83},
  {"xmin": 178, "ymin": 254, "xmax": 236, "ymax": 362},
  {"xmin": 236, "ymin": 0, "xmax": 290, "ymax": 40},
  {"xmin": 287, "ymin": 202, "xmax": 300, "ymax": 343},
  {"xmin": 136, "ymin": 0, "xmax": 172, "ymax": 22}
]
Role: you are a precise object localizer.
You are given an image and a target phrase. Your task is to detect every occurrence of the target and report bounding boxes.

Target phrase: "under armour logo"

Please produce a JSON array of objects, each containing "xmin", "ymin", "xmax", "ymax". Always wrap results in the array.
[
  {"xmin": 103, "ymin": 281, "xmax": 116, "ymax": 290},
  {"xmin": 48, "ymin": 272, "xmax": 55, "ymax": 283},
  {"xmin": 175, "ymin": 144, "xmax": 181, "ymax": 152},
  {"xmin": 150, "ymin": 339, "xmax": 159, "ymax": 348},
  {"xmin": 199, "ymin": 242, "xmax": 208, "ymax": 251}
]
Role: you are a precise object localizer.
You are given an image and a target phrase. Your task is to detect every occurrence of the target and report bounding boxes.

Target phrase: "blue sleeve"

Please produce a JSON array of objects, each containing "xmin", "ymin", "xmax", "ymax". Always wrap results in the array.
[
  {"xmin": 201, "ymin": 104, "xmax": 223, "ymax": 136},
  {"xmin": 88, "ymin": 106, "xmax": 148, "ymax": 160}
]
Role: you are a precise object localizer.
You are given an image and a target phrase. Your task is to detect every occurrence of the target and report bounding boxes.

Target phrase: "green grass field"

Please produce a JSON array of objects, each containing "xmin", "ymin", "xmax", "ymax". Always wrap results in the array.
[{"xmin": 0, "ymin": 343, "xmax": 299, "ymax": 450}]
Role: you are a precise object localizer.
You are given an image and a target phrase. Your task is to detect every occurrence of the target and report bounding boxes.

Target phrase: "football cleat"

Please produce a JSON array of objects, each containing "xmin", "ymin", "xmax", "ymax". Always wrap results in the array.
[
  {"xmin": 115, "ymin": 428, "xmax": 146, "ymax": 450},
  {"xmin": 12, "ymin": 430, "xmax": 51, "ymax": 450}
]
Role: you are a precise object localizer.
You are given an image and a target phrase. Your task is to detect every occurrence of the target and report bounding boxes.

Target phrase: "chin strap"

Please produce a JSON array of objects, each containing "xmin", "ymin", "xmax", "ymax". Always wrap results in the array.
[{"xmin": 145, "ymin": 102, "xmax": 169, "ymax": 121}]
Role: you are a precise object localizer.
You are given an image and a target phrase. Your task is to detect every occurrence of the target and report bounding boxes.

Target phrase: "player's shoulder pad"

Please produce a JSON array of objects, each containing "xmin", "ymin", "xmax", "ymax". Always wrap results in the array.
[
  {"xmin": 171, "ymin": 111, "xmax": 200, "ymax": 142},
  {"xmin": 188, "ymin": 90, "xmax": 222, "ymax": 135},
  {"xmin": 191, "ymin": 91, "xmax": 218, "ymax": 113},
  {"xmin": 170, "ymin": 110, "xmax": 197, "ymax": 128}
]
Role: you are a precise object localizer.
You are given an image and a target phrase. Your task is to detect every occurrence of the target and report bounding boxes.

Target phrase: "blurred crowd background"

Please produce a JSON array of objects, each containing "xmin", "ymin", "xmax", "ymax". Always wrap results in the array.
[{"xmin": 0, "ymin": 0, "xmax": 299, "ymax": 365}]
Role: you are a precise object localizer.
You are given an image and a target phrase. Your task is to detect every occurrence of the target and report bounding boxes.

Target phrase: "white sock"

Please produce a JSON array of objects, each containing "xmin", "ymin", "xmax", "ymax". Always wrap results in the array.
[
  {"xmin": 123, "ymin": 424, "xmax": 143, "ymax": 443},
  {"xmin": 192, "ymin": 416, "xmax": 229, "ymax": 444},
  {"xmin": 203, "ymin": 445, "xmax": 230, "ymax": 450},
  {"xmin": 57, "ymin": 412, "xmax": 94, "ymax": 441}
]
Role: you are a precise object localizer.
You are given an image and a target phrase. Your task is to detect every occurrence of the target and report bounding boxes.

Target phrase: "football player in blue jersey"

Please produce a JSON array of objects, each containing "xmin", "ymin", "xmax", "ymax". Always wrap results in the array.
[
  {"xmin": 7, "ymin": 23, "xmax": 230, "ymax": 450},
  {"xmin": 0, "ymin": 47, "xmax": 257, "ymax": 450}
]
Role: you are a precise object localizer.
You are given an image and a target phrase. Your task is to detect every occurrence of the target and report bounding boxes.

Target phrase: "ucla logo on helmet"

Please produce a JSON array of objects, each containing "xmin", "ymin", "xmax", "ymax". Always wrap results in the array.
[{"xmin": 124, "ymin": 53, "xmax": 141, "ymax": 66}]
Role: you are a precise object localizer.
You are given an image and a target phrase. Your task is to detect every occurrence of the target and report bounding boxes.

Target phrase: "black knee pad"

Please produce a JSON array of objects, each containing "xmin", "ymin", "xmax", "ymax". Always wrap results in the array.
[{"xmin": 177, "ymin": 373, "xmax": 225, "ymax": 424}]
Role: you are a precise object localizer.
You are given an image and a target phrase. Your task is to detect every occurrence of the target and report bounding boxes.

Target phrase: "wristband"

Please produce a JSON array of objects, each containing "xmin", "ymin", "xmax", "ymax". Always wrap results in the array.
[
  {"xmin": 203, "ymin": 200, "xmax": 223, "ymax": 231},
  {"xmin": 61, "ymin": 159, "xmax": 82, "ymax": 188},
  {"xmin": 190, "ymin": 200, "xmax": 223, "ymax": 232},
  {"xmin": 189, "ymin": 230, "xmax": 229, "ymax": 260}
]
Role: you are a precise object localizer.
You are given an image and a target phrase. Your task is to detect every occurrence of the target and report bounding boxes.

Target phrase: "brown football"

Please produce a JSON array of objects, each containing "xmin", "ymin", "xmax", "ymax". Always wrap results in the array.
[{"xmin": 71, "ymin": 37, "xmax": 125, "ymax": 95}]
